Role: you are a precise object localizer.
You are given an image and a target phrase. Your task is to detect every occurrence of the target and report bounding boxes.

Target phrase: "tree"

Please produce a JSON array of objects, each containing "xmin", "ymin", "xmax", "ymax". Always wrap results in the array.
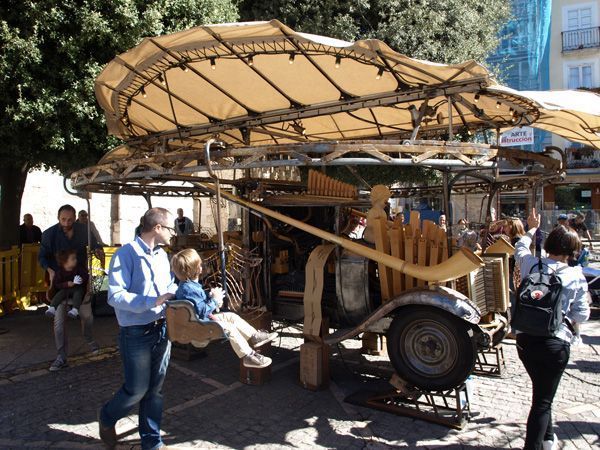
[
  {"xmin": 0, "ymin": 0, "xmax": 238, "ymax": 247},
  {"xmin": 240, "ymin": 0, "xmax": 512, "ymax": 186}
]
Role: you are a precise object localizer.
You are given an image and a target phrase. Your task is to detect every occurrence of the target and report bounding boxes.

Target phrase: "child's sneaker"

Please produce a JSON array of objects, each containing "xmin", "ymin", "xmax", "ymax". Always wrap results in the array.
[
  {"xmin": 68, "ymin": 308, "xmax": 79, "ymax": 319},
  {"xmin": 45, "ymin": 306, "xmax": 56, "ymax": 317},
  {"xmin": 243, "ymin": 352, "xmax": 272, "ymax": 368},
  {"xmin": 249, "ymin": 330, "xmax": 278, "ymax": 348}
]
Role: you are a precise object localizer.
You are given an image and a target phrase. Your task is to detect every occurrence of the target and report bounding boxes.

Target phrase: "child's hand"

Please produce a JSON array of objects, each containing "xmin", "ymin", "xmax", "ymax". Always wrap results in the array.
[
  {"xmin": 210, "ymin": 287, "xmax": 224, "ymax": 308},
  {"xmin": 73, "ymin": 275, "xmax": 83, "ymax": 285}
]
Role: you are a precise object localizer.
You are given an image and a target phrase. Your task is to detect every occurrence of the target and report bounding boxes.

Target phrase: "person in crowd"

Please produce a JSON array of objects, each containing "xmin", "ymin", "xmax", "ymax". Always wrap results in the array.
[
  {"xmin": 45, "ymin": 250, "xmax": 88, "ymax": 319},
  {"xmin": 171, "ymin": 248, "xmax": 277, "ymax": 368},
  {"xmin": 174, "ymin": 208, "xmax": 194, "ymax": 236},
  {"xmin": 77, "ymin": 210, "xmax": 105, "ymax": 246},
  {"xmin": 134, "ymin": 216, "xmax": 144, "ymax": 238},
  {"xmin": 555, "ymin": 213, "xmax": 568, "ymax": 228},
  {"xmin": 514, "ymin": 208, "xmax": 590, "ymax": 450},
  {"xmin": 504, "ymin": 217, "xmax": 526, "ymax": 246},
  {"xmin": 19, "ymin": 213, "xmax": 42, "ymax": 244},
  {"xmin": 364, "ymin": 185, "xmax": 392, "ymax": 244},
  {"xmin": 569, "ymin": 212, "xmax": 594, "ymax": 251},
  {"xmin": 504, "ymin": 217, "xmax": 526, "ymax": 290},
  {"xmin": 38, "ymin": 204, "xmax": 103, "ymax": 371},
  {"xmin": 98, "ymin": 208, "xmax": 177, "ymax": 450},
  {"xmin": 438, "ymin": 214, "xmax": 447, "ymax": 231}
]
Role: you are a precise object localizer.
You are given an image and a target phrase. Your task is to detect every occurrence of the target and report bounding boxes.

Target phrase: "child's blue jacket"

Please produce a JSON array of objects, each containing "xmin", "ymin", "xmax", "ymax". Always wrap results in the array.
[{"xmin": 175, "ymin": 280, "xmax": 217, "ymax": 320}]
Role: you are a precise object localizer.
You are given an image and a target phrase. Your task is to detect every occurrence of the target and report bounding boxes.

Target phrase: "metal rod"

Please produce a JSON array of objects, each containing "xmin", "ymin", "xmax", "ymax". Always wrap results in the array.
[{"xmin": 204, "ymin": 139, "xmax": 228, "ymax": 307}]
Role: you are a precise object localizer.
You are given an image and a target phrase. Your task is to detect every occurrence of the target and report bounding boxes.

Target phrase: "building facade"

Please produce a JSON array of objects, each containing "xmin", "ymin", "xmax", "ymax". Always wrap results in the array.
[{"xmin": 545, "ymin": 0, "xmax": 600, "ymax": 234}]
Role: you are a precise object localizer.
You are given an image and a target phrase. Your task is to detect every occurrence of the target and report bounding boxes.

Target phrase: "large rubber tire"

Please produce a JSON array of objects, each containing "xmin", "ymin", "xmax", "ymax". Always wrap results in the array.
[{"xmin": 386, "ymin": 306, "xmax": 477, "ymax": 391}]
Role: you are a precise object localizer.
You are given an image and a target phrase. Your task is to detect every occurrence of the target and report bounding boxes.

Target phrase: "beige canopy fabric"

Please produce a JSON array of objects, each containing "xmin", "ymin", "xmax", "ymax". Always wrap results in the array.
[{"xmin": 96, "ymin": 19, "xmax": 600, "ymax": 151}]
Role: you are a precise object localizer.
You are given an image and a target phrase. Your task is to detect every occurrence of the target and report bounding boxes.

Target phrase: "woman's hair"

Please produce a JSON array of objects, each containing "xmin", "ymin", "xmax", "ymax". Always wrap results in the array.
[
  {"xmin": 544, "ymin": 225, "xmax": 581, "ymax": 258},
  {"xmin": 56, "ymin": 249, "xmax": 77, "ymax": 267},
  {"xmin": 171, "ymin": 248, "xmax": 202, "ymax": 281},
  {"xmin": 505, "ymin": 218, "xmax": 525, "ymax": 238}
]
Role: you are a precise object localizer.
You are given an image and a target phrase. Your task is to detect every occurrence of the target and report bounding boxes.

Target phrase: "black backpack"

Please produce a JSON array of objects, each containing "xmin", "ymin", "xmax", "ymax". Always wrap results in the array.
[{"xmin": 511, "ymin": 259, "xmax": 566, "ymax": 337}]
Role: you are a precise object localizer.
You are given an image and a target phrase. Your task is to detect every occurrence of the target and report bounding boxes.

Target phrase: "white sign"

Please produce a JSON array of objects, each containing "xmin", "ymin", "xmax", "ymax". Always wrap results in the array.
[{"xmin": 499, "ymin": 127, "xmax": 534, "ymax": 146}]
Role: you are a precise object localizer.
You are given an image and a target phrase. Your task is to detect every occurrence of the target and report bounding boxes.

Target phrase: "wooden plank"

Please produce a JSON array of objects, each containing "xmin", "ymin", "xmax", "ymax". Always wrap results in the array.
[
  {"xmin": 300, "ymin": 341, "xmax": 330, "ymax": 390},
  {"xmin": 417, "ymin": 238, "xmax": 427, "ymax": 286},
  {"xmin": 388, "ymin": 228, "xmax": 402, "ymax": 296},
  {"xmin": 374, "ymin": 218, "xmax": 393, "ymax": 302},
  {"xmin": 405, "ymin": 235, "xmax": 415, "ymax": 289},
  {"xmin": 409, "ymin": 210, "xmax": 420, "ymax": 234},
  {"xmin": 438, "ymin": 227, "xmax": 449, "ymax": 261},
  {"xmin": 303, "ymin": 244, "xmax": 336, "ymax": 339}
]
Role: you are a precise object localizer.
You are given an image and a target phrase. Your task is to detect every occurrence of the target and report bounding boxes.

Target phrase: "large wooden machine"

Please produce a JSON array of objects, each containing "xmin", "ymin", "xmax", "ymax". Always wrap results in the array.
[{"xmin": 72, "ymin": 21, "xmax": 599, "ymax": 398}]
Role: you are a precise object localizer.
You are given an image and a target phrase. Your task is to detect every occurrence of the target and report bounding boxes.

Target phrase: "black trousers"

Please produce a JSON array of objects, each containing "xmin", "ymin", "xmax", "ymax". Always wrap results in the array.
[{"xmin": 516, "ymin": 333, "xmax": 570, "ymax": 450}]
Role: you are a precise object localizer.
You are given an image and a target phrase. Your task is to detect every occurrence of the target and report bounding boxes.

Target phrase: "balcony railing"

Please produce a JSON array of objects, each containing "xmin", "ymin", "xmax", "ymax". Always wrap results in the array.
[{"xmin": 562, "ymin": 26, "xmax": 600, "ymax": 52}]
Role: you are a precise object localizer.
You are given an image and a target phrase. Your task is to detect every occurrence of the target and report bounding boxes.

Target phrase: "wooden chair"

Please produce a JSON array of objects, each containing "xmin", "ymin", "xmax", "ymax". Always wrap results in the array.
[{"xmin": 165, "ymin": 300, "xmax": 227, "ymax": 348}]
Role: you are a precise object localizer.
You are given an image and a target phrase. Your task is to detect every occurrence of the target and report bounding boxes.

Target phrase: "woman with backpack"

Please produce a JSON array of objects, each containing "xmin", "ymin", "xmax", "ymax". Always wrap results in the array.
[{"xmin": 514, "ymin": 208, "xmax": 590, "ymax": 450}]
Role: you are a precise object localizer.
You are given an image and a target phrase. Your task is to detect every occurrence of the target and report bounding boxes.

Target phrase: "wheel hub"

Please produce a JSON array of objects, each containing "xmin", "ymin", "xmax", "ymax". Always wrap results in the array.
[{"xmin": 400, "ymin": 319, "xmax": 458, "ymax": 378}]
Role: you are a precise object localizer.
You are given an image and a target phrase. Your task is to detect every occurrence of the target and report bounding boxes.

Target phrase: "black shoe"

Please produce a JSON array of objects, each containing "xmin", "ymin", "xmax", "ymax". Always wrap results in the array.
[{"xmin": 97, "ymin": 409, "xmax": 117, "ymax": 449}]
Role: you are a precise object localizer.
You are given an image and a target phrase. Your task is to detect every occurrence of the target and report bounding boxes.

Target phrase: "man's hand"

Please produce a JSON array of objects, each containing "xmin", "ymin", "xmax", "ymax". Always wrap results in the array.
[
  {"xmin": 210, "ymin": 287, "xmax": 225, "ymax": 309},
  {"xmin": 73, "ymin": 275, "xmax": 83, "ymax": 285},
  {"xmin": 155, "ymin": 293, "xmax": 175, "ymax": 307},
  {"xmin": 67, "ymin": 281, "xmax": 75, "ymax": 288},
  {"xmin": 527, "ymin": 207, "xmax": 541, "ymax": 231}
]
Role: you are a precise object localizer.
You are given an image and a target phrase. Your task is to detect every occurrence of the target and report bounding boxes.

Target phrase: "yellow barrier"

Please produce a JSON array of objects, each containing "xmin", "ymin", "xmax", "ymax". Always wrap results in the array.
[
  {"xmin": 20, "ymin": 243, "xmax": 47, "ymax": 307},
  {"xmin": 0, "ymin": 245, "xmax": 119, "ymax": 316},
  {"xmin": 0, "ymin": 246, "xmax": 20, "ymax": 315}
]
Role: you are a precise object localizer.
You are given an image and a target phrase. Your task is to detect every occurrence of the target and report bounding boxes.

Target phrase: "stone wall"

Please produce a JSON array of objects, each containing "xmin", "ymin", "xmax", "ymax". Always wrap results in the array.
[{"xmin": 21, "ymin": 169, "xmax": 230, "ymax": 245}]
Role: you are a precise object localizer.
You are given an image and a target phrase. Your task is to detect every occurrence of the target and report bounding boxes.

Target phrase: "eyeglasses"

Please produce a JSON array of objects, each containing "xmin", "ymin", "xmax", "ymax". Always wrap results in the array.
[{"xmin": 160, "ymin": 224, "xmax": 177, "ymax": 235}]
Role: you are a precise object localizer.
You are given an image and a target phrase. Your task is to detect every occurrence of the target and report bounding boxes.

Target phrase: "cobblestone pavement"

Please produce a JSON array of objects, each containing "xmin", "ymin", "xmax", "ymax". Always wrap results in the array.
[{"xmin": 0, "ymin": 312, "xmax": 599, "ymax": 449}]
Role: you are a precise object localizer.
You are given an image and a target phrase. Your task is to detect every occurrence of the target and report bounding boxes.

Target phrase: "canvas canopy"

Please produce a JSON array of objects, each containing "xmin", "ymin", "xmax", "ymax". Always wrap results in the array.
[{"xmin": 95, "ymin": 19, "xmax": 600, "ymax": 155}]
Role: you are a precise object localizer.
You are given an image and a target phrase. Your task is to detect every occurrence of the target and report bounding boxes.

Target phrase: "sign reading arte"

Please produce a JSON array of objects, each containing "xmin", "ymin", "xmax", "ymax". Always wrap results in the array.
[{"xmin": 499, "ymin": 126, "xmax": 534, "ymax": 146}]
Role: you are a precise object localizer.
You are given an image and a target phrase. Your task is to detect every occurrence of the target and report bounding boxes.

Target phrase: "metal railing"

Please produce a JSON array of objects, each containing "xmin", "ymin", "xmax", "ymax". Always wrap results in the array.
[{"xmin": 562, "ymin": 26, "xmax": 600, "ymax": 52}]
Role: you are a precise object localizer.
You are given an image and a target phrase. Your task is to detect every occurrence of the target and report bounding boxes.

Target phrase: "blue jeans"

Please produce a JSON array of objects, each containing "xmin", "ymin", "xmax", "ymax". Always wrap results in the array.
[{"xmin": 100, "ymin": 321, "xmax": 171, "ymax": 450}]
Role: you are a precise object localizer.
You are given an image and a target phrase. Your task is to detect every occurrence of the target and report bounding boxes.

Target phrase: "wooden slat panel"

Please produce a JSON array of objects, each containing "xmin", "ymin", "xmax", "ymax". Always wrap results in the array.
[
  {"xmin": 417, "ymin": 238, "xmax": 427, "ymax": 286},
  {"xmin": 389, "ymin": 228, "xmax": 402, "ymax": 296}
]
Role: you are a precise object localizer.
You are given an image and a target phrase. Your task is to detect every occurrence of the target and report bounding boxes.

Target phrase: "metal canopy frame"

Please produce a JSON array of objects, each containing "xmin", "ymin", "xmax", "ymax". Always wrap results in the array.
[{"xmin": 71, "ymin": 140, "xmax": 564, "ymax": 199}]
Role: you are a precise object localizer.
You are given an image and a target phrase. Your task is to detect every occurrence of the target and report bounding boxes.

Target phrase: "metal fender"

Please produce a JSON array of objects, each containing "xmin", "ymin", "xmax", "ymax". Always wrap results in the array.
[{"xmin": 324, "ymin": 285, "xmax": 481, "ymax": 346}]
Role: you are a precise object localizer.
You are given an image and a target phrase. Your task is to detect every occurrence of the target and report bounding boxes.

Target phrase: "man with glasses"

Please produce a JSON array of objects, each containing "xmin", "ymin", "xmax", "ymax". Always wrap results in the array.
[{"xmin": 98, "ymin": 207, "xmax": 177, "ymax": 449}]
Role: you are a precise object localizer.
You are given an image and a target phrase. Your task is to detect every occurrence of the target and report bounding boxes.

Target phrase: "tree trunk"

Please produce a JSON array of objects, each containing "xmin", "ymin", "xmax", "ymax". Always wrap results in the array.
[{"xmin": 0, "ymin": 164, "xmax": 28, "ymax": 249}]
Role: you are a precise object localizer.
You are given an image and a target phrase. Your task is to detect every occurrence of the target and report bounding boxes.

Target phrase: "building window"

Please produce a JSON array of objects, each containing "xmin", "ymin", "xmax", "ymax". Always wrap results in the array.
[
  {"xmin": 567, "ymin": 7, "xmax": 592, "ymax": 30},
  {"xmin": 568, "ymin": 64, "xmax": 593, "ymax": 89}
]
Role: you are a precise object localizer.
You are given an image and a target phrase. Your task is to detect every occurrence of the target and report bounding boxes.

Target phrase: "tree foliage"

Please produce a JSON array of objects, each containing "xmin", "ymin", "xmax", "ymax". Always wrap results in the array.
[{"xmin": 0, "ymin": 0, "xmax": 238, "ymax": 175}]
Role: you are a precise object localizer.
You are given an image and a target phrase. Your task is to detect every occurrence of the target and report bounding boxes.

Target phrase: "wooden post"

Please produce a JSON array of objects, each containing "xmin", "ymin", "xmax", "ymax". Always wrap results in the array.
[
  {"xmin": 417, "ymin": 237, "xmax": 427, "ymax": 286},
  {"xmin": 110, "ymin": 194, "xmax": 120, "ymax": 246}
]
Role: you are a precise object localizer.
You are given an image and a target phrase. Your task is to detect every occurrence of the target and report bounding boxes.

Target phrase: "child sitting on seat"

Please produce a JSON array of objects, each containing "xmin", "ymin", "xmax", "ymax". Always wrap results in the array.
[
  {"xmin": 171, "ymin": 248, "xmax": 277, "ymax": 368},
  {"xmin": 46, "ymin": 249, "xmax": 88, "ymax": 318}
]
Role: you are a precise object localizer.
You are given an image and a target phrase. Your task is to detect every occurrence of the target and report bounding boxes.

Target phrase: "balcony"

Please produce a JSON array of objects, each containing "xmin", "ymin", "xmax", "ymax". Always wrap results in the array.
[{"xmin": 562, "ymin": 26, "xmax": 600, "ymax": 52}]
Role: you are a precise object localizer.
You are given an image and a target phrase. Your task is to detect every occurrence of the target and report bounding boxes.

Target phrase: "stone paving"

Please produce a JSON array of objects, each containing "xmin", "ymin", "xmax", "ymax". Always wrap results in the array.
[{"xmin": 0, "ymin": 310, "xmax": 599, "ymax": 449}]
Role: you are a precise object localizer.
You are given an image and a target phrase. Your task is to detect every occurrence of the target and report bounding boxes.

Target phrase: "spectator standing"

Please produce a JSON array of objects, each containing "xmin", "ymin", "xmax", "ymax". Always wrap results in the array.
[
  {"xmin": 514, "ymin": 209, "xmax": 590, "ymax": 450},
  {"xmin": 98, "ymin": 208, "xmax": 177, "ymax": 450},
  {"xmin": 19, "ymin": 213, "xmax": 42, "ymax": 244},
  {"xmin": 174, "ymin": 208, "xmax": 194, "ymax": 236},
  {"xmin": 555, "ymin": 213, "xmax": 568, "ymax": 228},
  {"xmin": 77, "ymin": 210, "xmax": 105, "ymax": 246},
  {"xmin": 38, "ymin": 204, "xmax": 104, "ymax": 371},
  {"xmin": 569, "ymin": 212, "xmax": 594, "ymax": 250}
]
